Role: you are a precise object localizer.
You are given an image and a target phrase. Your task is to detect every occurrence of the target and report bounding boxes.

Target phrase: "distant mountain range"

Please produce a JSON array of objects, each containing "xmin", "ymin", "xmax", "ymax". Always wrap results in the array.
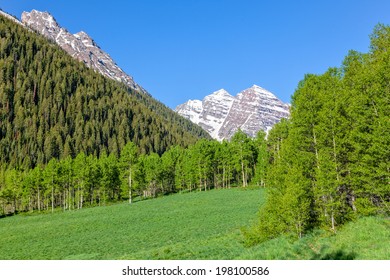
[
  {"xmin": 175, "ymin": 85, "xmax": 290, "ymax": 140},
  {"xmin": 20, "ymin": 9, "xmax": 148, "ymax": 95}
]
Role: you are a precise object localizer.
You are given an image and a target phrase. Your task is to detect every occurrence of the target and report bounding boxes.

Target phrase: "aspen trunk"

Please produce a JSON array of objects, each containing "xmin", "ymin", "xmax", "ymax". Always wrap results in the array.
[
  {"xmin": 312, "ymin": 128, "xmax": 320, "ymax": 170},
  {"xmin": 222, "ymin": 166, "xmax": 225, "ymax": 189},
  {"xmin": 331, "ymin": 211, "xmax": 336, "ymax": 232},
  {"xmin": 37, "ymin": 186, "xmax": 41, "ymax": 212},
  {"xmin": 241, "ymin": 162, "xmax": 245, "ymax": 187},
  {"xmin": 128, "ymin": 168, "xmax": 132, "ymax": 204},
  {"xmin": 51, "ymin": 185, "xmax": 54, "ymax": 213}
]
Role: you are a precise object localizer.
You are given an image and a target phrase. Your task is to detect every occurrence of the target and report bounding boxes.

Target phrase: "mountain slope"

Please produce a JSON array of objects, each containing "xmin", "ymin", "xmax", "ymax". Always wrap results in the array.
[
  {"xmin": 0, "ymin": 9, "xmax": 23, "ymax": 26},
  {"xmin": 0, "ymin": 12, "xmax": 209, "ymax": 168},
  {"xmin": 21, "ymin": 9, "xmax": 146, "ymax": 94},
  {"xmin": 176, "ymin": 85, "xmax": 290, "ymax": 140}
]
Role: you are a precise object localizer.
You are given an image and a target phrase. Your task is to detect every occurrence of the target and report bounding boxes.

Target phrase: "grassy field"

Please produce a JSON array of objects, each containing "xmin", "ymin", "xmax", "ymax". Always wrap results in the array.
[
  {"xmin": 240, "ymin": 216, "xmax": 390, "ymax": 260},
  {"xmin": 0, "ymin": 188, "xmax": 265, "ymax": 259},
  {"xmin": 0, "ymin": 187, "xmax": 389, "ymax": 260}
]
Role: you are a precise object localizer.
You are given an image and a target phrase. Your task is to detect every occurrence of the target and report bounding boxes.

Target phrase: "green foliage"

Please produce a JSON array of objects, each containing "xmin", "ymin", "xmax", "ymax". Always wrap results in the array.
[
  {"xmin": 0, "ymin": 14, "xmax": 209, "ymax": 169},
  {"xmin": 252, "ymin": 131, "xmax": 268, "ymax": 187},
  {"xmin": 241, "ymin": 216, "xmax": 390, "ymax": 260},
  {"xmin": 0, "ymin": 125, "xmax": 271, "ymax": 215},
  {"xmin": 119, "ymin": 142, "xmax": 138, "ymax": 203},
  {"xmin": 230, "ymin": 129, "xmax": 257, "ymax": 187},
  {"xmin": 249, "ymin": 24, "xmax": 390, "ymax": 243}
]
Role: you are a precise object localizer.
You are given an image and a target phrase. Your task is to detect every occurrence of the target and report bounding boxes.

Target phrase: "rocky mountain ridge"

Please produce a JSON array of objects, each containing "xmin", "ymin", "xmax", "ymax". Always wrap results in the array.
[
  {"xmin": 175, "ymin": 85, "xmax": 290, "ymax": 140},
  {"xmin": 20, "ymin": 9, "xmax": 147, "ymax": 94}
]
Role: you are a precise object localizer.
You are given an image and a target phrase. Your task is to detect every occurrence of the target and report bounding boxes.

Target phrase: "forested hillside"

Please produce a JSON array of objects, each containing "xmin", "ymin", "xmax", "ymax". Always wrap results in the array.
[
  {"xmin": 0, "ymin": 14, "xmax": 209, "ymax": 169},
  {"xmin": 245, "ymin": 24, "xmax": 390, "ymax": 244},
  {"xmin": 0, "ymin": 13, "xmax": 268, "ymax": 215}
]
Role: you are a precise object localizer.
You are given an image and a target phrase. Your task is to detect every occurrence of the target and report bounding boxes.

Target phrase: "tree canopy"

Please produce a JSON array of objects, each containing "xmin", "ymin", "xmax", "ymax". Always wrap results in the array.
[{"xmin": 245, "ymin": 24, "xmax": 390, "ymax": 244}]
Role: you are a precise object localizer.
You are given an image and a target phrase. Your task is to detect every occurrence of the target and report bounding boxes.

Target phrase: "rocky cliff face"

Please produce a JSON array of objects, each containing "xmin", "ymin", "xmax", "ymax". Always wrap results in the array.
[
  {"xmin": 175, "ymin": 85, "xmax": 290, "ymax": 140},
  {"xmin": 21, "ymin": 10, "xmax": 147, "ymax": 94}
]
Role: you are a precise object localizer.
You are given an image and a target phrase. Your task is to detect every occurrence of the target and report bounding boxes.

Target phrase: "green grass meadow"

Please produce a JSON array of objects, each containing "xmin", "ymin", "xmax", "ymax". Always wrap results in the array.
[
  {"xmin": 0, "ymin": 188, "xmax": 264, "ymax": 259},
  {"xmin": 240, "ymin": 216, "xmax": 390, "ymax": 260},
  {"xmin": 0, "ymin": 188, "xmax": 389, "ymax": 260}
]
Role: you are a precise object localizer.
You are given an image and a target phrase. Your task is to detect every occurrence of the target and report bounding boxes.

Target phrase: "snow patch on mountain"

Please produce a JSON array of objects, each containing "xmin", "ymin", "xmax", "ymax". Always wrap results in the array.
[
  {"xmin": 175, "ymin": 85, "xmax": 289, "ymax": 140},
  {"xmin": 21, "ymin": 10, "xmax": 148, "ymax": 95}
]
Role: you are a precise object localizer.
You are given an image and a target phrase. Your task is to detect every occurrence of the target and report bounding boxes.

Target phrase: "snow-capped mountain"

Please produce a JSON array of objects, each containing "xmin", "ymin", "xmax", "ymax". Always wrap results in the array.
[
  {"xmin": 175, "ymin": 85, "xmax": 290, "ymax": 140},
  {"xmin": 21, "ymin": 10, "xmax": 147, "ymax": 94},
  {"xmin": 175, "ymin": 89, "xmax": 235, "ymax": 139}
]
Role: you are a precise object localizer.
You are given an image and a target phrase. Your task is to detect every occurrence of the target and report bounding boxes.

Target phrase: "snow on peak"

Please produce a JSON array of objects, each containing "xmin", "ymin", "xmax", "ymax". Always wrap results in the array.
[
  {"xmin": 75, "ymin": 31, "xmax": 98, "ymax": 48},
  {"xmin": 211, "ymin": 88, "xmax": 230, "ymax": 96},
  {"xmin": 26, "ymin": 10, "xmax": 58, "ymax": 27},
  {"xmin": 175, "ymin": 85, "xmax": 290, "ymax": 140},
  {"xmin": 20, "ymin": 9, "xmax": 148, "ymax": 95},
  {"xmin": 206, "ymin": 88, "xmax": 234, "ymax": 102},
  {"xmin": 250, "ymin": 84, "xmax": 276, "ymax": 98},
  {"xmin": 186, "ymin": 99, "xmax": 203, "ymax": 110}
]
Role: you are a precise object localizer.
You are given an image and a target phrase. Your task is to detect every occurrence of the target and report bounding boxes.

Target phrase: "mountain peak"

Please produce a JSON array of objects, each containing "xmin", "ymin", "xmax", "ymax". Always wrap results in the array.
[
  {"xmin": 208, "ymin": 88, "xmax": 233, "ymax": 98},
  {"xmin": 247, "ymin": 84, "xmax": 276, "ymax": 98},
  {"xmin": 175, "ymin": 85, "xmax": 290, "ymax": 140},
  {"xmin": 22, "ymin": 10, "xmax": 59, "ymax": 29},
  {"xmin": 21, "ymin": 9, "xmax": 147, "ymax": 95},
  {"xmin": 212, "ymin": 88, "xmax": 228, "ymax": 94},
  {"xmin": 30, "ymin": 9, "xmax": 51, "ymax": 16}
]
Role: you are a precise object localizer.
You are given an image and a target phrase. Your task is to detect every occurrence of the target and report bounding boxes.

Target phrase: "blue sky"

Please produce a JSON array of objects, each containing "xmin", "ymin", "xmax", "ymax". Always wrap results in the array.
[{"xmin": 2, "ymin": 0, "xmax": 390, "ymax": 108}]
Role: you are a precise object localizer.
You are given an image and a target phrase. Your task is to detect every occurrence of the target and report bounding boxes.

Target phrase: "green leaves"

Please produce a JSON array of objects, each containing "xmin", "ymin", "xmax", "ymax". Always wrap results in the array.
[{"xmin": 250, "ymin": 24, "xmax": 390, "ymax": 243}]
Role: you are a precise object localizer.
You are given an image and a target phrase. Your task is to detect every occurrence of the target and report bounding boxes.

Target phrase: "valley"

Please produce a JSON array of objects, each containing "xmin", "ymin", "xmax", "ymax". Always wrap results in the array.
[{"xmin": 0, "ymin": 6, "xmax": 389, "ymax": 262}]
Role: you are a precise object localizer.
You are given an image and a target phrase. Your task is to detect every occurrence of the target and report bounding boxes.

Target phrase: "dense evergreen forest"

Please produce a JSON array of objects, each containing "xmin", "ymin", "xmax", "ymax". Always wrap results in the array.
[
  {"xmin": 0, "ymin": 14, "xmax": 209, "ymax": 169},
  {"xmin": 245, "ymin": 24, "xmax": 390, "ymax": 244}
]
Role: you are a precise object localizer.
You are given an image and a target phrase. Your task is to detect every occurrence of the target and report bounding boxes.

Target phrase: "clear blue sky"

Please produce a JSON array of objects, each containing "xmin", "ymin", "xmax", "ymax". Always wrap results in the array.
[{"xmin": 2, "ymin": 0, "xmax": 390, "ymax": 108}]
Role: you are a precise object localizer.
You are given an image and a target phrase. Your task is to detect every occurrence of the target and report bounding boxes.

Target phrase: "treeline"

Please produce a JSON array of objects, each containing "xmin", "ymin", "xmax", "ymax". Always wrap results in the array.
[
  {"xmin": 245, "ymin": 24, "xmax": 390, "ymax": 244},
  {"xmin": 0, "ymin": 14, "xmax": 209, "ymax": 169},
  {"xmin": 0, "ymin": 130, "xmax": 267, "ymax": 215}
]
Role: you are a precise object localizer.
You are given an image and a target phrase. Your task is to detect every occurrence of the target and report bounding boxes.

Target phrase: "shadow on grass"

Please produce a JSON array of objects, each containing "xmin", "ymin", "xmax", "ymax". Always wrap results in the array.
[{"xmin": 312, "ymin": 249, "xmax": 356, "ymax": 260}]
